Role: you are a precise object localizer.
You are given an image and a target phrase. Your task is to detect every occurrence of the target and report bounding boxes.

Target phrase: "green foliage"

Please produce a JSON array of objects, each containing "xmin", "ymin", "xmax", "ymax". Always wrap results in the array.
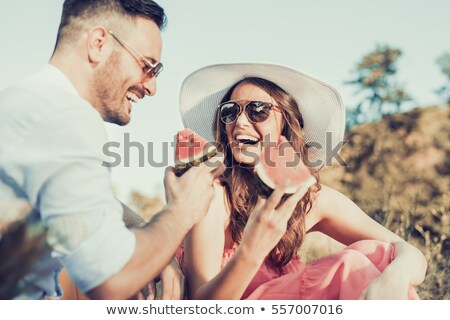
[
  {"xmin": 346, "ymin": 45, "xmax": 412, "ymax": 128},
  {"xmin": 436, "ymin": 53, "xmax": 450, "ymax": 104}
]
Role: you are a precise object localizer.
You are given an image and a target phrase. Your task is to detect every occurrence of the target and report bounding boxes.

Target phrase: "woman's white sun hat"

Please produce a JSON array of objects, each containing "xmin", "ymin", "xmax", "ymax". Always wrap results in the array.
[{"xmin": 179, "ymin": 63, "xmax": 346, "ymax": 167}]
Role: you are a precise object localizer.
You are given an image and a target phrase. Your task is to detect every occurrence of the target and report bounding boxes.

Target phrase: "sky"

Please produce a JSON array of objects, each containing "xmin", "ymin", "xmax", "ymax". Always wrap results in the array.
[{"xmin": 0, "ymin": 0, "xmax": 449, "ymax": 203}]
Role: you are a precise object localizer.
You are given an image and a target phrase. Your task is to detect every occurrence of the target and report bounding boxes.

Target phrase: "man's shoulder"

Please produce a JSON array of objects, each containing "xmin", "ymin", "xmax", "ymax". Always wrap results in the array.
[
  {"xmin": 0, "ymin": 66, "xmax": 104, "ymax": 149},
  {"xmin": 1, "ymin": 66, "xmax": 94, "ymax": 117}
]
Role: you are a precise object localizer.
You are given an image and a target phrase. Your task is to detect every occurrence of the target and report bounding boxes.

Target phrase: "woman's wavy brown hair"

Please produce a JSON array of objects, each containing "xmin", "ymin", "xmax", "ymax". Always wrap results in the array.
[{"xmin": 213, "ymin": 77, "xmax": 321, "ymax": 273}]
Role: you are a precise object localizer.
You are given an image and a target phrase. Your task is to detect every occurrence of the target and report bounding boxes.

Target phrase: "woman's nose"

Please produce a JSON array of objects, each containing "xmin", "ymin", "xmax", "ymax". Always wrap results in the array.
[{"xmin": 235, "ymin": 109, "xmax": 252, "ymax": 127}]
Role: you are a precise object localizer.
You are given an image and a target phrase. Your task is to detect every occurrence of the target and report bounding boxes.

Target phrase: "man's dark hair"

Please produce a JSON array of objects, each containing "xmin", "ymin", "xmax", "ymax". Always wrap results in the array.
[{"xmin": 55, "ymin": 0, "xmax": 166, "ymax": 49}]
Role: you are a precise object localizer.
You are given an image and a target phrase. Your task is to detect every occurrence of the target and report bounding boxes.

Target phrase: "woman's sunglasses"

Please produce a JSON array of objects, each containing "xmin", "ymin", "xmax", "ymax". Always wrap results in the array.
[{"xmin": 218, "ymin": 100, "xmax": 281, "ymax": 124}]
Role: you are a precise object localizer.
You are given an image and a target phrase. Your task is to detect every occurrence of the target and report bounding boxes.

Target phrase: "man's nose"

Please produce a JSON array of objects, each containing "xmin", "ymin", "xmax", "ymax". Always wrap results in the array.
[{"xmin": 143, "ymin": 77, "xmax": 157, "ymax": 96}]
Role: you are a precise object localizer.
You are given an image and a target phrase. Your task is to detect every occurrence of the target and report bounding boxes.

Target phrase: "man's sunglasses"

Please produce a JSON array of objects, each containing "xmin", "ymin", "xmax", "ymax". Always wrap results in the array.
[
  {"xmin": 109, "ymin": 30, "xmax": 163, "ymax": 81},
  {"xmin": 218, "ymin": 100, "xmax": 281, "ymax": 124}
]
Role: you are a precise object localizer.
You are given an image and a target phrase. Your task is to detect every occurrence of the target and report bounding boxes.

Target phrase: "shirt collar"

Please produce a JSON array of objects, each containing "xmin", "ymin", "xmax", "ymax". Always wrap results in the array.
[{"xmin": 40, "ymin": 64, "xmax": 81, "ymax": 98}]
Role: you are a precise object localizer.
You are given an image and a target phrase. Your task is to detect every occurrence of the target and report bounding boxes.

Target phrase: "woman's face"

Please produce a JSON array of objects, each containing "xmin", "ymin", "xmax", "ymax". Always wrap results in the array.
[{"xmin": 224, "ymin": 82, "xmax": 283, "ymax": 165}]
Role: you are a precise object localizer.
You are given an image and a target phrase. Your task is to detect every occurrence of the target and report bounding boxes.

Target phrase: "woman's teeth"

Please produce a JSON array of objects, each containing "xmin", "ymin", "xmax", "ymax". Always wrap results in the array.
[{"xmin": 236, "ymin": 135, "xmax": 260, "ymax": 146}]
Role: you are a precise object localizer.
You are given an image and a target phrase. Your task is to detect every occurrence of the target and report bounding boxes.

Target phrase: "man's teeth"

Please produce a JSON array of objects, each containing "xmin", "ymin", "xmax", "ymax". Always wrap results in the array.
[{"xmin": 126, "ymin": 92, "xmax": 139, "ymax": 103}]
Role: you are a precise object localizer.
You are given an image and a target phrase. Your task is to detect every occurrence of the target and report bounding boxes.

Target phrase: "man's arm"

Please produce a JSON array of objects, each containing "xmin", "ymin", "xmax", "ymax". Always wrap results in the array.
[
  {"xmin": 121, "ymin": 202, "xmax": 185, "ymax": 300},
  {"xmin": 6, "ymin": 98, "xmax": 224, "ymax": 299},
  {"xmin": 122, "ymin": 202, "xmax": 146, "ymax": 228},
  {"xmin": 87, "ymin": 160, "xmax": 225, "ymax": 299},
  {"xmin": 88, "ymin": 204, "xmax": 189, "ymax": 299}
]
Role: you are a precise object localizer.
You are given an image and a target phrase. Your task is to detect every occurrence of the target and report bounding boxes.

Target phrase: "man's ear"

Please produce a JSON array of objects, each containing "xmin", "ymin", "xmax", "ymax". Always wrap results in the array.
[{"xmin": 86, "ymin": 27, "xmax": 110, "ymax": 63}]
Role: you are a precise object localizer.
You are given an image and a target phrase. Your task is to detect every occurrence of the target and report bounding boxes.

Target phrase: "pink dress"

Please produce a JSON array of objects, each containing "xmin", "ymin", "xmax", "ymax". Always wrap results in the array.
[{"xmin": 176, "ymin": 240, "xmax": 419, "ymax": 300}]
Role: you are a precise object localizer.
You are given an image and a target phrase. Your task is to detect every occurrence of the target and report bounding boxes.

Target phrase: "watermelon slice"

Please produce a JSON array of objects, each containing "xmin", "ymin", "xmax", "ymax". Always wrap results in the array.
[
  {"xmin": 254, "ymin": 136, "xmax": 316, "ymax": 197},
  {"xmin": 174, "ymin": 128, "xmax": 218, "ymax": 176}
]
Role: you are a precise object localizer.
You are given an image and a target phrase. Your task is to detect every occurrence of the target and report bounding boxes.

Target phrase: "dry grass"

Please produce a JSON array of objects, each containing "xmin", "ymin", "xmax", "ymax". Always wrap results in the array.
[
  {"xmin": 0, "ymin": 213, "xmax": 49, "ymax": 299},
  {"xmin": 318, "ymin": 105, "xmax": 450, "ymax": 299},
  {"xmin": 300, "ymin": 201, "xmax": 449, "ymax": 299}
]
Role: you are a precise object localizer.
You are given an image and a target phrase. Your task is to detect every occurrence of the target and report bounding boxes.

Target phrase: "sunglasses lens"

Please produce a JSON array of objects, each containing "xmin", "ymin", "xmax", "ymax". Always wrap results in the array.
[
  {"xmin": 220, "ymin": 102, "xmax": 240, "ymax": 124},
  {"xmin": 145, "ymin": 63, "xmax": 163, "ymax": 80},
  {"xmin": 153, "ymin": 63, "xmax": 163, "ymax": 77},
  {"xmin": 247, "ymin": 102, "xmax": 272, "ymax": 122}
]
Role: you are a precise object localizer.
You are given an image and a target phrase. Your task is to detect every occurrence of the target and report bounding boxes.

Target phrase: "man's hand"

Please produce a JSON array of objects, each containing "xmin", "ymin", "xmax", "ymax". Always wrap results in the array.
[
  {"xmin": 136, "ymin": 258, "xmax": 185, "ymax": 300},
  {"xmin": 92, "ymin": 157, "xmax": 224, "ymax": 300},
  {"xmin": 164, "ymin": 153, "xmax": 225, "ymax": 227}
]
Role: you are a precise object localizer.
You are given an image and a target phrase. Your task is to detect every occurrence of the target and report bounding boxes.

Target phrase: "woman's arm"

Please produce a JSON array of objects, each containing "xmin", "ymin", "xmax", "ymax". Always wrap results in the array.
[
  {"xmin": 184, "ymin": 182, "xmax": 262, "ymax": 299},
  {"xmin": 359, "ymin": 240, "xmax": 425, "ymax": 299},
  {"xmin": 185, "ymin": 183, "xmax": 308, "ymax": 299},
  {"xmin": 311, "ymin": 185, "xmax": 427, "ymax": 288}
]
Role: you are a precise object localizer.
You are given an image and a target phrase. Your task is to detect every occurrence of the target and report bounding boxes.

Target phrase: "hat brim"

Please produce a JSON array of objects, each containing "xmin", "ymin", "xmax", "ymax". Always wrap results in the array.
[{"xmin": 179, "ymin": 63, "xmax": 345, "ymax": 167}]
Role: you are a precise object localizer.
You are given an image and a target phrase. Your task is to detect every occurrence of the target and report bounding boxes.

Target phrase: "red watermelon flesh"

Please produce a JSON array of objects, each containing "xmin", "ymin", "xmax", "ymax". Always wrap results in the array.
[
  {"xmin": 254, "ymin": 135, "xmax": 316, "ymax": 196},
  {"xmin": 174, "ymin": 128, "xmax": 217, "ymax": 176}
]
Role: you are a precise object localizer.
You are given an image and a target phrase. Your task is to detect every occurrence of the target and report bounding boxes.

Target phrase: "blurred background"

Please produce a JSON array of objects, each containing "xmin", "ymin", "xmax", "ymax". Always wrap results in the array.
[{"xmin": 0, "ymin": 0, "xmax": 448, "ymax": 298}]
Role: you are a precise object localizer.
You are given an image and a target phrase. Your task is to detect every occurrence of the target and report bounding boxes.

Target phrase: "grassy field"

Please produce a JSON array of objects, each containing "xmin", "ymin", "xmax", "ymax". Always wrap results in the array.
[{"xmin": 317, "ymin": 106, "xmax": 449, "ymax": 299}]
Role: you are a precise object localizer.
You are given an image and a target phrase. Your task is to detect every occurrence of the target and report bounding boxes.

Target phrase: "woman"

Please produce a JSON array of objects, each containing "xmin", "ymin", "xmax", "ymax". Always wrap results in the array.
[{"xmin": 176, "ymin": 63, "xmax": 427, "ymax": 300}]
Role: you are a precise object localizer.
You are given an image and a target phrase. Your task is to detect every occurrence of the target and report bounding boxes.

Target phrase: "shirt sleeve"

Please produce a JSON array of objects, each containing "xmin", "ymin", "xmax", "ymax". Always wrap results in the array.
[{"xmin": 5, "ymin": 96, "xmax": 136, "ymax": 293}]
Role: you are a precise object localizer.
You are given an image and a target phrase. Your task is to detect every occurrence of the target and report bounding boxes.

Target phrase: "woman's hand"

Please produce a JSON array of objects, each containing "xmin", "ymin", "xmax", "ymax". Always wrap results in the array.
[
  {"xmin": 359, "ymin": 266, "xmax": 409, "ymax": 299},
  {"xmin": 238, "ymin": 183, "xmax": 310, "ymax": 266},
  {"xmin": 157, "ymin": 258, "xmax": 185, "ymax": 300},
  {"xmin": 137, "ymin": 258, "xmax": 185, "ymax": 300}
]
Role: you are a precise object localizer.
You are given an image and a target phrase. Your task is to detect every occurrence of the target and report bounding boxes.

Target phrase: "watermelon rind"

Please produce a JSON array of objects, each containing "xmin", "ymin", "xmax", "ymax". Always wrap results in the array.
[
  {"xmin": 174, "ymin": 146, "xmax": 218, "ymax": 177},
  {"xmin": 254, "ymin": 162, "xmax": 316, "ymax": 198}
]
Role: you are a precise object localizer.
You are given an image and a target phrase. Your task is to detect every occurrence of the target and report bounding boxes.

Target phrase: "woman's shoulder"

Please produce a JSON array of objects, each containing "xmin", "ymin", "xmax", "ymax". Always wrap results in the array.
[
  {"xmin": 305, "ymin": 184, "xmax": 344, "ymax": 231},
  {"xmin": 213, "ymin": 179, "xmax": 227, "ymax": 203},
  {"xmin": 316, "ymin": 184, "xmax": 341, "ymax": 200},
  {"xmin": 213, "ymin": 179, "xmax": 224, "ymax": 192},
  {"xmin": 210, "ymin": 179, "xmax": 230, "ymax": 225},
  {"xmin": 314, "ymin": 184, "xmax": 356, "ymax": 218}
]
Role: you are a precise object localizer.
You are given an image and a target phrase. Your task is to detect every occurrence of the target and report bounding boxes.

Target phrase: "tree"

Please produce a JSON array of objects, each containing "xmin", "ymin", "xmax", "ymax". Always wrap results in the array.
[
  {"xmin": 436, "ymin": 53, "xmax": 450, "ymax": 104},
  {"xmin": 346, "ymin": 45, "xmax": 412, "ymax": 128}
]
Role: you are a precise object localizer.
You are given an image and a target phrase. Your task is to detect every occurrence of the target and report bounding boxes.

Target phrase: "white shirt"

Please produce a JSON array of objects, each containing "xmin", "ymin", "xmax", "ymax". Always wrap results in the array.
[{"xmin": 0, "ymin": 64, "xmax": 136, "ymax": 299}]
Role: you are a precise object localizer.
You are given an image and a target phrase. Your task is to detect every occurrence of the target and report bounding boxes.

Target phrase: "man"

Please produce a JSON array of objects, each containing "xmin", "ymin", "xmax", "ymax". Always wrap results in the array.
[{"xmin": 0, "ymin": 0, "xmax": 224, "ymax": 299}]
